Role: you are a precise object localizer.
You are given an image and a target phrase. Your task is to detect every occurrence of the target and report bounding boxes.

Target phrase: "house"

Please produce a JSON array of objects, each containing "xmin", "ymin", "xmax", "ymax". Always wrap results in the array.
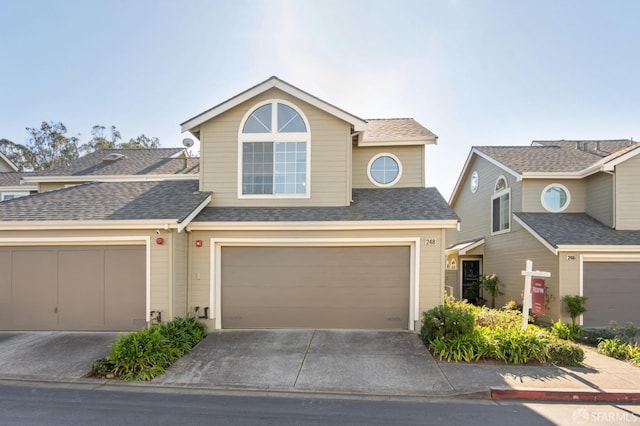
[
  {"xmin": 0, "ymin": 151, "xmax": 37, "ymax": 200},
  {"xmin": 446, "ymin": 140, "xmax": 640, "ymax": 327},
  {"xmin": 0, "ymin": 76, "xmax": 458, "ymax": 332}
]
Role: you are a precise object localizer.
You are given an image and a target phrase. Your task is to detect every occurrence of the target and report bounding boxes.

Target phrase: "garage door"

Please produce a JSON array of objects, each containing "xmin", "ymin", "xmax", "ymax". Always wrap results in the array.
[
  {"xmin": 0, "ymin": 245, "xmax": 146, "ymax": 331},
  {"xmin": 221, "ymin": 246, "xmax": 410, "ymax": 329},
  {"xmin": 583, "ymin": 261, "xmax": 640, "ymax": 327}
]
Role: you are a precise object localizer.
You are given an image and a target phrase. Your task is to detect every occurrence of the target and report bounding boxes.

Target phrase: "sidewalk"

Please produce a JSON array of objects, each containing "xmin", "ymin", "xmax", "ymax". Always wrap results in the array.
[{"xmin": 437, "ymin": 346, "xmax": 640, "ymax": 402}]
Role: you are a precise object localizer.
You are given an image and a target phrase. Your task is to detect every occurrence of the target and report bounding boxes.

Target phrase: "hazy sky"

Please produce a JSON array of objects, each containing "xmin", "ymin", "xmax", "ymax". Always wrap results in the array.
[{"xmin": 1, "ymin": 0, "xmax": 638, "ymax": 199}]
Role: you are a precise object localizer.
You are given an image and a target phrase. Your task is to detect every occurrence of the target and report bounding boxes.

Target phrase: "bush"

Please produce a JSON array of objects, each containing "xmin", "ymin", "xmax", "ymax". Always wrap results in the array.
[
  {"xmin": 608, "ymin": 321, "xmax": 639, "ymax": 344},
  {"xmin": 628, "ymin": 345, "xmax": 640, "ymax": 366},
  {"xmin": 579, "ymin": 327, "xmax": 615, "ymax": 347},
  {"xmin": 597, "ymin": 338, "xmax": 629, "ymax": 360},
  {"xmin": 562, "ymin": 295, "xmax": 588, "ymax": 325},
  {"xmin": 420, "ymin": 300, "xmax": 475, "ymax": 342},
  {"xmin": 486, "ymin": 325, "xmax": 549, "ymax": 364},
  {"xmin": 475, "ymin": 307, "xmax": 522, "ymax": 328},
  {"xmin": 429, "ymin": 331, "xmax": 491, "ymax": 362},
  {"xmin": 93, "ymin": 316, "xmax": 207, "ymax": 381},
  {"xmin": 550, "ymin": 320, "xmax": 583, "ymax": 341},
  {"xmin": 546, "ymin": 341, "xmax": 585, "ymax": 366}
]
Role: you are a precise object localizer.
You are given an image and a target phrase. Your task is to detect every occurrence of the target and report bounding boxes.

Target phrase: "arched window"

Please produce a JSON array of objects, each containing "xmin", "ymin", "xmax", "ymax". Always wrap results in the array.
[
  {"xmin": 491, "ymin": 175, "xmax": 510, "ymax": 234},
  {"xmin": 239, "ymin": 100, "xmax": 310, "ymax": 196}
]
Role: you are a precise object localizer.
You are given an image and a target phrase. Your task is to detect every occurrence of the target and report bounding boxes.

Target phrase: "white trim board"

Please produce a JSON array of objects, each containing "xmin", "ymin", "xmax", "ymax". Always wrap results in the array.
[{"xmin": 209, "ymin": 237, "xmax": 421, "ymax": 331}]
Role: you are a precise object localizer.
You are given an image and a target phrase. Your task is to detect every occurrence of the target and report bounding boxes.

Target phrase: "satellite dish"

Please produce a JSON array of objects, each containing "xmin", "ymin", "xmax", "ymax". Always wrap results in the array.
[{"xmin": 182, "ymin": 138, "xmax": 194, "ymax": 148}]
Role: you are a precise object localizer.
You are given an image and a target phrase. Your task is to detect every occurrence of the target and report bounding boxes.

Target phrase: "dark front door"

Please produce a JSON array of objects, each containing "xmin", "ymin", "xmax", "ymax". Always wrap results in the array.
[{"xmin": 461, "ymin": 260, "xmax": 481, "ymax": 303}]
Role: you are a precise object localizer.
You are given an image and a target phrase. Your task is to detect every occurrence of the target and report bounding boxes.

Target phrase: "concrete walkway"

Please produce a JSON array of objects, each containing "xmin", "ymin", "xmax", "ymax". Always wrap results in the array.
[{"xmin": 0, "ymin": 330, "xmax": 639, "ymax": 402}]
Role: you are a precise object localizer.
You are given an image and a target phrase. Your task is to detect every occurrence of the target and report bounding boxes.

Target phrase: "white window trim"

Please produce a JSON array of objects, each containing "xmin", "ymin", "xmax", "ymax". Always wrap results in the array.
[
  {"xmin": 470, "ymin": 171, "xmax": 479, "ymax": 194},
  {"xmin": 1, "ymin": 191, "xmax": 30, "ymax": 201},
  {"xmin": 209, "ymin": 237, "xmax": 420, "ymax": 331},
  {"xmin": 494, "ymin": 175, "xmax": 508, "ymax": 193},
  {"xmin": 491, "ymin": 187, "xmax": 511, "ymax": 235},
  {"xmin": 237, "ymin": 99, "xmax": 311, "ymax": 199},
  {"xmin": 541, "ymin": 183, "xmax": 571, "ymax": 213},
  {"xmin": 367, "ymin": 152, "xmax": 403, "ymax": 187}
]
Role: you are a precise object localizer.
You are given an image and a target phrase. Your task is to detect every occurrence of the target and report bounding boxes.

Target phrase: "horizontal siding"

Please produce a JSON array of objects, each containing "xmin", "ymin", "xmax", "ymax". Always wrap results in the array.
[
  {"xmin": 188, "ymin": 228, "xmax": 445, "ymax": 324},
  {"xmin": 352, "ymin": 145, "xmax": 424, "ymax": 188},
  {"xmin": 199, "ymin": 88, "xmax": 351, "ymax": 207},
  {"xmin": 521, "ymin": 179, "xmax": 586, "ymax": 212},
  {"xmin": 616, "ymin": 155, "xmax": 640, "ymax": 229},
  {"xmin": 585, "ymin": 172, "xmax": 613, "ymax": 227}
]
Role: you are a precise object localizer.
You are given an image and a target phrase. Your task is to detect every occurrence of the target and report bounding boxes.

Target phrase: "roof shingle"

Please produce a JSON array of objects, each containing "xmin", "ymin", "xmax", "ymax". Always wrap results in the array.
[{"xmin": 363, "ymin": 118, "xmax": 437, "ymax": 141}]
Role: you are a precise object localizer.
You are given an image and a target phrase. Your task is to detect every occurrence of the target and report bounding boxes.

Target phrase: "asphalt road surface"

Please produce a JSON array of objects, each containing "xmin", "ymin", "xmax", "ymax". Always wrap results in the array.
[{"xmin": 0, "ymin": 383, "xmax": 638, "ymax": 426}]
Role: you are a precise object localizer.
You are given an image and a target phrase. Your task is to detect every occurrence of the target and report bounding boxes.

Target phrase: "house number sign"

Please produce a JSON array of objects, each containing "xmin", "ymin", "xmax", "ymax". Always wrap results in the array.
[{"xmin": 424, "ymin": 237, "xmax": 437, "ymax": 246}]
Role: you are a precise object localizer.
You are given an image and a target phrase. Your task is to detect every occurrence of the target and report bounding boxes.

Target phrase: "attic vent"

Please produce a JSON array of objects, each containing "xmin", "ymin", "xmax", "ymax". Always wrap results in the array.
[{"xmin": 102, "ymin": 153, "xmax": 126, "ymax": 163}]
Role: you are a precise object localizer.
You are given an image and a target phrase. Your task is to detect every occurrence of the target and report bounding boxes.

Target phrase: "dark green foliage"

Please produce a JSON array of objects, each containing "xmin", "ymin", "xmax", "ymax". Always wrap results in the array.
[
  {"xmin": 597, "ymin": 338, "xmax": 631, "ymax": 360},
  {"xmin": 98, "ymin": 317, "xmax": 207, "ymax": 381},
  {"xmin": 550, "ymin": 320, "xmax": 583, "ymax": 341},
  {"xmin": 578, "ymin": 327, "xmax": 615, "ymax": 346},
  {"xmin": 420, "ymin": 300, "xmax": 475, "ymax": 342},
  {"xmin": 562, "ymin": 295, "xmax": 588, "ymax": 325},
  {"xmin": 546, "ymin": 341, "xmax": 585, "ymax": 366},
  {"xmin": 487, "ymin": 326, "xmax": 548, "ymax": 364}
]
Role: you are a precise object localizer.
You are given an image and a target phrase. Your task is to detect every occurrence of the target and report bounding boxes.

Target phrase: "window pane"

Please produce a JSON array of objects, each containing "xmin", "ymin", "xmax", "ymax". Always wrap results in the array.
[
  {"xmin": 274, "ymin": 142, "xmax": 306, "ymax": 194},
  {"xmin": 492, "ymin": 193, "xmax": 510, "ymax": 232},
  {"xmin": 278, "ymin": 103, "xmax": 306, "ymax": 132},
  {"xmin": 495, "ymin": 177, "xmax": 507, "ymax": 192},
  {"xmin": 243, "ymin": 104, "xmax": 272, "ymax": 133},
  {"xmin": 492, "ymin": 197, "xmax": 501, "ymax": 232},
  {"xmin": 242, "ymin": 142, "xmax": 273, "ymax": 194},
  {"xmin": 544, "ymin": 186, "xmax": 567, "ymax": 210},
  {"xmin": 370, "ymin": 156, "xmax": 399, "ymax": 185}
]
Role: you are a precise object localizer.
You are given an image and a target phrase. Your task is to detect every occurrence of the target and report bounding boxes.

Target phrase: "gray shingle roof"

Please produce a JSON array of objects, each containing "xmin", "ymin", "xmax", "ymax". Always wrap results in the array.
[
  {"xmin": 515, "ymin": 212, "xmax": 640, "ymax": 247},
  {"xmin": 0, "ymin": 172, "xmax": 36, "ymax": 187},
  {"xmin": 0, "ymin": 180, "xmax": 210, "ymax": 222},
  {"xmin": 475, "ymin": 140, "xmax": 637, "ymax": 174},
  {"xmin": 363, "ymin": 118, "xmax": 437, "ymax": 141},
  {"xmin": 194, "ymin": 188, "xmax": 458, "ymax": 222},
  {"xmin": 33, "ymin": 148, "xmax": 199, "ymax": 177}
]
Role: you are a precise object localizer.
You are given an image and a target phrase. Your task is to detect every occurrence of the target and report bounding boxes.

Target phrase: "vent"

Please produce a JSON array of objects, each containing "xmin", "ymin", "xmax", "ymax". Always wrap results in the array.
[{"xmin": 102, "ymin": 153, "xmax": 126, "ymax": 163}]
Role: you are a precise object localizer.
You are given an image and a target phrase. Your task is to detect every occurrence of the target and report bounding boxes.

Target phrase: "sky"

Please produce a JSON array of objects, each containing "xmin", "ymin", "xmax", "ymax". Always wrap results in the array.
[{"xmin": 1, "ymin": 0, "xmax": 639, "ymax": 199}]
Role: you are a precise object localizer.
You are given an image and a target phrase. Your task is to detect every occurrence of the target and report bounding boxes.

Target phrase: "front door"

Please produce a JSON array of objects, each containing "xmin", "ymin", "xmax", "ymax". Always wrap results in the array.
[{"xmin": 461, "ymin": 260, "xmax": 481, "ymax": 303}]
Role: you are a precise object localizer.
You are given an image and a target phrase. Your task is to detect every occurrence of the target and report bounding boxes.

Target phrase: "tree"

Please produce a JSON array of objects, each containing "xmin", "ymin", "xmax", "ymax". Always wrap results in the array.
[
  {"xmin": 24, "ymin": 121, "xmax": 80, "ymax": 171},
  {"xmin": 479, "ymin": 274, "xmax": 504, "ymax": 309},
  {"xmin": 562, "ymin": 295, "xmax": 588, "ymax": 325},
  {"xmin": 119, "ymin": 134, "xmax": 160, "ymax": 149},
  {"xmin": 0, "ymin": 138, "xmax": 35, "ymax": 171},
  {"xmin": 80, "ymin": 125, "xmax": 122, "ymax": 152}
]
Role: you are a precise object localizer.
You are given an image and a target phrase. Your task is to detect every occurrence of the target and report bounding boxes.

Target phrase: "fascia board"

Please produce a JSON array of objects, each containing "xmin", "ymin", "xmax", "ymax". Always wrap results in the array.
[
  {"xmin": 23, "ymin": 175, "xmax": 199, "ymax": 183},
  {"xmin": 602, "ymin": 146, "xmax": 640, "ymax": 171},
  {"xmin": 177, "ymin": 195, "xmax": 212, "ymax": 233},
  {"xmin": 187, "ymin": 220, "xmax": 460, "ymax": 231},
  {"xmin": 557, "ymin": 245, "xmax": 640, "ymax": 253},
  {"xmin": 0, "ymin": 220, "xmax": 179, "ymax": 231},
  {"xmin": 359, "ymin": 137, "xmax": 437, "ymax": 146},
  {"xmin": 512, "ymin": 215, "xmax": 558, "ymax": 255},
  {"xmin": 0, "ymin": 152, "xmax": 18, "ymax": 172}
]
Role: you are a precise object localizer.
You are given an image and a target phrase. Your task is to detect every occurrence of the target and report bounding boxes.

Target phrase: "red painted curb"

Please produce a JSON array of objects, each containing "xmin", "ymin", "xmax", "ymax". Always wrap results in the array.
[{"xmin": 491, "ymin": 388, "xmax": 640, "ymax": 403}]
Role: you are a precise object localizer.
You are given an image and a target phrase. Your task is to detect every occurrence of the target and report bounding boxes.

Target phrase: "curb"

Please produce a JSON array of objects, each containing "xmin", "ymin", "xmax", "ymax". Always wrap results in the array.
[{"xmin": 491, "ymin": 388, "xmax": 640, "ymax": 403}]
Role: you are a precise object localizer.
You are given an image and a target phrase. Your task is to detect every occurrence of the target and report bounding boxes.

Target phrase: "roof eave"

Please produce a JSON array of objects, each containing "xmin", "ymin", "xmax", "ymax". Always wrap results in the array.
[
  {"xmin": 187, "ymin": 219, "xmax": 459, "ymax": 232},
  {"xmin": 177, "ymin": 195, "xmax": 212, "ymax": 233},
  {"xmin": 359, "ymin": 136, "xmax": 437, "ymax": 147},
  {"xmin": 556, "ymin": 245, "xmax": 640, "ymax": 253},
  {"xmin": 512, "ymin": 215, "xmax": 558, "ymax": 255},
  {"xmin": 0, "ymin": 220, "xmax": 182, "ymax": 231},
  {"xmin": 0, "ymin": 152, "xmax": 19, "ymax": 172},
  {"xmin": 23, "ymin": 174, "xmax": 199, "ymax": 183},
  {"xmin": 180, "ymin": 76, "xmax": 368, "ymax": 133}
]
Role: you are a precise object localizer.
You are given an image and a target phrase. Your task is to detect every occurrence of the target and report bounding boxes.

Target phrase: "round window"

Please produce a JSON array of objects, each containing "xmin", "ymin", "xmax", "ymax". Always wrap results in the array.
[
  {"xmin": 367, "ymin": 154, "xmax": 402, "ymax": 187},
  {"xmin": 541, "ymin": 184, "xmax": 570, "ymax": 212}
]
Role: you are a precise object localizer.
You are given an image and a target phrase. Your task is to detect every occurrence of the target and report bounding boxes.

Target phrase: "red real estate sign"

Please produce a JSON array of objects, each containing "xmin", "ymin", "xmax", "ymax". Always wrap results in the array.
[{"xmin": 531, "ymin": 278, "xmax": 545, "ymax": 315}]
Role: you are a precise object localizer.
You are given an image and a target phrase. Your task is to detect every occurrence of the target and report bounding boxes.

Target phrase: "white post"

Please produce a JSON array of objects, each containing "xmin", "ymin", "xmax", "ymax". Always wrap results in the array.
[{"xmin": 521, "ymin": 260, "xmax": 551, "ymax": 330}]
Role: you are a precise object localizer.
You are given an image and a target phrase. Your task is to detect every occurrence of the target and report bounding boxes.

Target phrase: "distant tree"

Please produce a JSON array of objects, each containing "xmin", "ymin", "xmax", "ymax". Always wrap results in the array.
[
  {"xmin": 0, "ymin": 138, "xmax": 35, "ymax": 171},
  {"xmin": 80, "ymin": 125, "xmax": 122, "ymax": 153},
  {"xmin": 24, "ymin": 121, "xmax": 80, "ymax": 171},
  {"xmin": 119, "ymin": 134, "xmax": 160, "ymax": 149}
]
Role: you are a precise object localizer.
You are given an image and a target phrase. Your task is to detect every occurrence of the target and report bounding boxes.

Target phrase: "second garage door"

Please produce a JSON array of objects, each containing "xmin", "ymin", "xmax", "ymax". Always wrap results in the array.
[
  {"xmin": 583, "ymin": 261, "xmax": 640, "ymax": 327},
  {"xmin": 0, "ymin": 245, "xmax": 146, "ymax": 331},
  {"xmin": 221, "ymin": 246, "xmax": 410, "ymax": 329}
]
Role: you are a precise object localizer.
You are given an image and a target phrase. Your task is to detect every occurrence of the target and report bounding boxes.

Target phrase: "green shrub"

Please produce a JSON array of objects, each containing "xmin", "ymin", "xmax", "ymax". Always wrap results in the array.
[
  {"xmin": 546, "ymin": 341, "xmax": 585, "ymax": 366},
  {"xmin": 550, "ymin": 320, "xmax": 583, "ymax": 341},
  {"xmin": 562, "ymin": 295, "xmax": 588, "ymax": 325},
  {"xmin": 159, "ymin": 316, "xmax": 207, "ymax": 357},
  {"xmin": 479, "ymin": 274, "xmax": 504, "ymax": 309},
  {"xmin": 608, "ymin": 321, "xmax": 639, "ymax": 344},
  {"xmin": 485, "ymin": 325, "xmax": 548, "ymax": 364},
  {"xmin": 579, "ymin": 327, "xmax": 615, "ymax": 346},
  {"xmin": 597, "ymin": 338, "xmax": 629, "ymax": 360},
  {"xmin": 420, "ymin": 300, "xmax": 475, "ymax": 342},
  {"xmin": 429, "ymin": 331, "xmax": 490, "ymax": 362},
  {"xmin": 475, "ymin": 307, "xmax": 522, "ymax": 329},
  {"xmin": 628, "ymin": 345, "xmax": 640, "ymax": 366}
]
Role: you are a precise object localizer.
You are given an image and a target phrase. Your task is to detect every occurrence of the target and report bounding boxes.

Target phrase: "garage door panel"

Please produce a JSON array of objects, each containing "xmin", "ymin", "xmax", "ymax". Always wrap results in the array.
[
  {"xmin": 11, "ymin": 250, "xmax": 58, "ymax": 330},
  {"xmin": 221, "ymin": 246, "xmax": 410, "ymax": 329},
  {"xmin": 58, "ymin": 250, "xmax": 105, "ymax": 330},
  {"xmin": 105, "ymin": 247, "xmax": 146, "ymax": 331},
  {"xmin": 583, "ymin": 262, "xmax": 640, "ymax": 327}
]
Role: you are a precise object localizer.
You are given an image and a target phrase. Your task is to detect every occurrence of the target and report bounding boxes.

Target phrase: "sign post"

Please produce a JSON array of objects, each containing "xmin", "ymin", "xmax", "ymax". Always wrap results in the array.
[{"xmin": 521, "ymin": 260, "xmax": 551, "ymax": 330}]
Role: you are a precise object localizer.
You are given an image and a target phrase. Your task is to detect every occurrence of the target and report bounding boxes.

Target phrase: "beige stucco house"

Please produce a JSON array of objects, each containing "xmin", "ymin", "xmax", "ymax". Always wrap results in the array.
[
  {"xmin": 447, "ymin": 140, "xmax": 640, "ymax": 327},
  {"xmin": 0, "ymin": 76, "xmax": 458, "ymax": 332}
]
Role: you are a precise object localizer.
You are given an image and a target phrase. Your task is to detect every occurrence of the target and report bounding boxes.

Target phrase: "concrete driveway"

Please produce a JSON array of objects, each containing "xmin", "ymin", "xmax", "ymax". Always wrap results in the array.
[
  {"xmin": 153, "ymin": 330, "xmax": 454, "ymax": 396},
  {"xmin": 0, "ymin": 332, "xmax": 119, "ymax": 381}
]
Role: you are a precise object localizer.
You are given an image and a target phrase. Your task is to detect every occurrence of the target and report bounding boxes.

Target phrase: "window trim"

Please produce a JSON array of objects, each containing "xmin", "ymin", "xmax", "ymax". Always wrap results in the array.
[
  {"xmin": 491, "ymin": 177, "xmax": 511, "ymax": 235},
  {"xmin": 1, "ymin": 191, "xmax": 30, "ymax": 201},
  {"xmin": 237, "ymin": 99, "xmax": 311, "ymax": 199},
  {"xmin": 541, "ymin": 183, "xmax": 571, "ymax": 213},
  {"xmin": 366, "ymin": 153, "xmax": 403, "ymax": 187}
]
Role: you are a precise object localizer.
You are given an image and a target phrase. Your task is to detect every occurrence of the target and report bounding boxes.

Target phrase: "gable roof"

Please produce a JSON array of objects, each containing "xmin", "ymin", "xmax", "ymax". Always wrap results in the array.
[
  {"xmin": 181, "ymin": 76, "xmax": 368, "ymax": 135},
  {"xmin": 450, "ymin": 139, "xmax": 639, "ymax": 205},
  {"xmin": 23, "ymin": 148, "xmax": 198, "ymax": 183},
  {"xmin": 0, "ymin": 151, "xmax": 18, "ymax": 172},
  {"xmin": 514, "ymin": 212, "xmax": 640, "ymax": 254},
  {"xmin": 360, "ymin": 118, "xmax": 438, "ymax": 146},
  {"xmin": 0, "ymin": 172, "xmax": 38, "ymax": 191},
  {"xmin": 191, "ymin": 187, "xmax": 458, "ymax": 228},
  {"xmin": 0, "ymin": 180, "xmax": 211, "ymax": 232}
]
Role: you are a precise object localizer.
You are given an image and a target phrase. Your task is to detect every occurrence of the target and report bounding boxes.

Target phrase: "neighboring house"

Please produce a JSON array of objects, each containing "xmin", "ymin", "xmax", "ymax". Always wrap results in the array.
[
  {"xmin": 0, "ymin": 152, "xmax": 37, "ymax": 200},
  {"xmin": 446, "ymin": 140, "xmax": 640, "ymax": 327},
  {"xmin": 0, "ymin": 76, "xmax": 457, "ymax": 332}
]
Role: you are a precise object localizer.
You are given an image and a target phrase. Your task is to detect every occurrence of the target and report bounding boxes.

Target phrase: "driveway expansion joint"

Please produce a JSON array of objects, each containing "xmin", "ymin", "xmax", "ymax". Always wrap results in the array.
[{"xmin": 293, "ymin": 329, "xmax": 316, "ymax": 388}]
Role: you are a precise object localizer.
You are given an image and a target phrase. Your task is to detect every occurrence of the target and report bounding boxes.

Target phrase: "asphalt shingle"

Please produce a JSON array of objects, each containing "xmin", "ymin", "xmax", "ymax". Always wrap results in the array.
[
  {"xmin": 194, "ymin": 187, "xmax": 458, "ymax": 222},
  {"xmin": 0, "ymin": 180, "xmax": 210, "ymax": 222},
  {"xmin": 33, "ymin": 148, "xmax": 199, "ymax": 177},
  {"xmin": 363, "ymin": 118, "xmax": 437, "ymax": 141},
  {"xmin": 515, "ymin": 212, "xmax": 640, "ymax": 247},
  {"xmin": 0, "ymin": 172, "xmax": 36, "ymax": 187}
]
